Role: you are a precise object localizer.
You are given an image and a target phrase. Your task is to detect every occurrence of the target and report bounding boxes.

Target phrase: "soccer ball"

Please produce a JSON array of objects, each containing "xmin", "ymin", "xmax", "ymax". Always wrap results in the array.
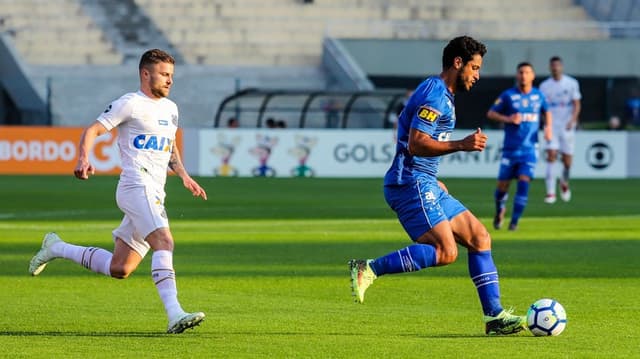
[{"xmin": 527, "ymin": 298, "xmax": 567, "ymax": 336}]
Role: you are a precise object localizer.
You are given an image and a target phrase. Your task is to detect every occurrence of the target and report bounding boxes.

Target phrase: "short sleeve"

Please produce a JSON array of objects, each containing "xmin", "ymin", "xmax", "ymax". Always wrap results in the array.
[
  {"xmin": 409, "ymin": 80, "xmax": 441, "ymax": 136},
  {"xmin": 410, "ymin": 104, "xmax": 442, "ymax": 135},
  {"xmin": 96, "ymin": 95, "xmax": 132, "ymax": 131},
  {"xmin": 571, "ymin": 78, "xmax": 582, "ymax": 101},
  {"xmin": 489, "ymin": 92, "xmax": 507, "ymax": 114}
]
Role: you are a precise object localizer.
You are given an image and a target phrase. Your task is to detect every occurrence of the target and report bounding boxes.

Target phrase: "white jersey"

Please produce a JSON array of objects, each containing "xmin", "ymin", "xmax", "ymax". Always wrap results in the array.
[
  {"xmin": 539, "ymin": 75, "xmax": 581, "ymax": 128},
  {"xmin": 97, "ymin": 91, "xmax": 179, "ymax": 188}
]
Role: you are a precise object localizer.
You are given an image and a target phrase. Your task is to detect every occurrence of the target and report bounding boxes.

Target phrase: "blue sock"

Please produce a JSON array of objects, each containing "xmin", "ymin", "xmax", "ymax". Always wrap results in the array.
[
  {"xmin": 369, "ymin": 244, "xmax": 437, "ymax": 276},
  {"xmin": 511, "ymin": 180, "xmax": 529, "ymax": 225},
  {"xmin": 468, "ymin": 251, "xmax": 503, "ymax": 317},
  {"xmin": 494, "ymin": 189, "xmax": 508, "ymax": 215}
]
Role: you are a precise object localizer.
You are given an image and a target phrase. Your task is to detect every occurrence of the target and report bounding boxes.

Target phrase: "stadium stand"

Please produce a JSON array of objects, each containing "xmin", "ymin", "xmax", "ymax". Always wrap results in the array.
[
  {"xmin": 0, "ymin": 0, "xmax": 623, "ymax": 67},
  {"xmin": 133, "ymin": 0, "xmax": 603, "ymax": 66},
  {"xmin": 0, "ymin": 0, "xmax": 121, "ymax": 65},
  {"xmin": 579, "ymin": 0, "xmax": 640, "ymax": 37},
  {"xmin": 1, "ymin": 0, "xmax": 636, "ymax": 127}
]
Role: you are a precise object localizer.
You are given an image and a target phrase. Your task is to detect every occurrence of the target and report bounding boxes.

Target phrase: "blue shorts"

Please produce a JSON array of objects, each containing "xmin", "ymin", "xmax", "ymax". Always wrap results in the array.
[
  {"xmin": 384, "ymin": 179, "xmax": 467, "ymax": 241},
  {"xmin": 497, "ymin": 151, "xmax": 537, "ymax": 181}
]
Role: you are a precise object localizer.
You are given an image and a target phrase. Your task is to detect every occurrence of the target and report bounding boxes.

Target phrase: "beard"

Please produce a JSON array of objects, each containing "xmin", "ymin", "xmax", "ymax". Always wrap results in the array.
[
  {"xmin": 455, "ymin": 69, "xmax": 470, "ymax": 93},
  {"xmin": 150, "ymin": 86, "xmax": 169, "ymax": 98}
]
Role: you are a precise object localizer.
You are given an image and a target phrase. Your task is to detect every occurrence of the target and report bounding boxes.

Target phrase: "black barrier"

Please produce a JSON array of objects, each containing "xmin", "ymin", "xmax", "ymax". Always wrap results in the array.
[{"xmin": 214, "ymin": 89, "xmax": 407, "ymax": 129}]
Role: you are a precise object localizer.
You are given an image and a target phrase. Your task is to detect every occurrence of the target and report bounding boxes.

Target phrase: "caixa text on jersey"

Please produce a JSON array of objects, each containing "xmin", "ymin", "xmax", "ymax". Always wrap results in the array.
[{"xmin": 132, "ymin": 134, "xmax": 173, "ymax": 152}]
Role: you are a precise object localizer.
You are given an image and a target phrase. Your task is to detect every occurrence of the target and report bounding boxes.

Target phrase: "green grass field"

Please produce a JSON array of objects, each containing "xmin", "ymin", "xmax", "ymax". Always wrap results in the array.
[{"xmin": 1, "ymin": 176, "xmax": 639, "ymax": 358}]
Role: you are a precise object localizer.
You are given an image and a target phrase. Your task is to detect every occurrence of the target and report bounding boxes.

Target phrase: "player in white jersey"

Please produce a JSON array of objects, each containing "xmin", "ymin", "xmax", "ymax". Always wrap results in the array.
[
  {"xmin": 28, "ymin": 49, "xmax": 208, "ymax": 334},
  {"xmin": 539, "ymin": 56, "xmax": 581, "ymax": 203}
]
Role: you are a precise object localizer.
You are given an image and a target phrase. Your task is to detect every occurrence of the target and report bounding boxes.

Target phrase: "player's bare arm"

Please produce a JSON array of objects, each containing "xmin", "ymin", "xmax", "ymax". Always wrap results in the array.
[
  {"xmin": 487, "ymin": 110, "xmax": 521, "ymax": 125},
  {"xmin": 408, "ymin": 127, "xmax": 487, "ymax": 157},
  {"xmin": 569, "ymin": 99, "xmax": 581, "ymax": 130},
  {"xmin": 74, "ymin": 121, "xmax": 108, "ymax": 180},
  {"xmin": 543, "ymin": 111, "xmax": 553, "ymax": 142},
  {"xmin": 169, "ymin": 145, "xmax": 208, "ymax": 200}
]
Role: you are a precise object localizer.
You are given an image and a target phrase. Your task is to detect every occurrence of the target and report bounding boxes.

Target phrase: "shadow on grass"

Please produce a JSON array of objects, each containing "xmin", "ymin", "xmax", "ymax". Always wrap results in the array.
[
  {"xmin": 0, "ymin": 330, "xmax": 498, "ymax": 339},
  {"xmin": 3, "ymin": 239, "xmax": 639, "ymax": 279},
  {"xmin": 0, "ymin": 331, "xmax": 167, "ymax": 337}
]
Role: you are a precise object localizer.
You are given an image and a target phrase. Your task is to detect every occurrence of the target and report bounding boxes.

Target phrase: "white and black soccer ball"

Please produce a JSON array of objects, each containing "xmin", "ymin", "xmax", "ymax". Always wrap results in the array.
[{"xmin": 527, "ymin": 298, "xmax": 567, "ymax": 336}]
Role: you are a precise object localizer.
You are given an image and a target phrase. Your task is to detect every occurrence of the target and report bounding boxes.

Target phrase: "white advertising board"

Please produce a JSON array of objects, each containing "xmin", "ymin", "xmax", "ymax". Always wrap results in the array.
[
  {"xmin": 195, "ymin": 129, "xmax": 627, "ymax": 179},
  {"xmin": 197, "ymin": 129, "xmax": 395, "ymax": 178},
  {"xmin": 439, "ymin": 130, "xmax": 627, "ymax": 179}
]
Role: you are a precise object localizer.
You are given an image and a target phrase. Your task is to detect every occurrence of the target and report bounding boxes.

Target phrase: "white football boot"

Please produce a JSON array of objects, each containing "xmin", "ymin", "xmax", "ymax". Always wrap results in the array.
[
  {"xmin": 29, "ymin": 232, "xmax": 63, "ymax": 276},
  {"xmin": 167, "ymin": 312, "xmax": 206, "ymax": 334}
]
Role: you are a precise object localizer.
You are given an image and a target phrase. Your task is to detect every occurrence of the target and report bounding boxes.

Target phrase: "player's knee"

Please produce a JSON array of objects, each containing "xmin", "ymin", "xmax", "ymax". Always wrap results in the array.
[
  {"xmin": 471, "ymin": 226, "xmax": 492, "ymax": 251},
  {"xmin": 436, "ymin": 245, "xmax": 458, "ymax": 265},
  {"xmin": 146, "ymin": 229, "xmax": 175, "ymax": 251},
  {"xmin": 109, "ymin": 263, "xmax": 136, "ymax": 279}
]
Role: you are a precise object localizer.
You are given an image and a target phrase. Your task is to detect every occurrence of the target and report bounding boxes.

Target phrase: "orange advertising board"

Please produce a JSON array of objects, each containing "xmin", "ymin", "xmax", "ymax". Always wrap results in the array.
[{"xmin": 0, "ymin": 126, "xmax": 182, "ymax": 175}]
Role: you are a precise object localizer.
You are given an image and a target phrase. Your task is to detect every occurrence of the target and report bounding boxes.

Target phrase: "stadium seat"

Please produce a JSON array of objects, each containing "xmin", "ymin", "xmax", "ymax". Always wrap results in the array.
[
  {"xmin": 131, "ymin": 0, "xmax": 607, "ymax": 66},
  {"xmin": 0, "ymin": 0, "xmax": 122, "ymax": 65}
]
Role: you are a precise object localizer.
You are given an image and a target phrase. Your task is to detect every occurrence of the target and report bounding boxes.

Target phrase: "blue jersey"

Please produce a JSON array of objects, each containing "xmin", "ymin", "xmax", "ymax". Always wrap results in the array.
[
  {"xmin": 384, "ymin": 76, "xmax": 455, "ymax": 186},
  {"xmin": 490, "ymin": 87, "xmax": 548, "ymax": 155}
]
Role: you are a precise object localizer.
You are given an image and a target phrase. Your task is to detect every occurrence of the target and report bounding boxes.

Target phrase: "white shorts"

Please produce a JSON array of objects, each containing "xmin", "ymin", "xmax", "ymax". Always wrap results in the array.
[
  {"xmin": 112, "ymin": 184, "xmax": 169, "ymax": 257},
  {"xmin": 546, "ymin": 125, "xmax": 576, "ymax": 155}
]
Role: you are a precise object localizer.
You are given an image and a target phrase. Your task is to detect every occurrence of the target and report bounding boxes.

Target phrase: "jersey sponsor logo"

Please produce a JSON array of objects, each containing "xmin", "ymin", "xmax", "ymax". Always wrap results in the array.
[
  {"xmin": 417, "ymin": 106, "xmax": 441, "ymax": 122},
  {"xmin": 424, "ymin": 191, "xmax": 436, "ymax": 202},
  {"xmin": 132, "ymin": 134, "xmax": 173, "ymax": 152},
  {"xmin": 521, "ymin": 113, "xmax": 539, "ymax": 122},
  {"xmin": 437, "ymin": 131, "xmax": 452, "ymax": 142}
]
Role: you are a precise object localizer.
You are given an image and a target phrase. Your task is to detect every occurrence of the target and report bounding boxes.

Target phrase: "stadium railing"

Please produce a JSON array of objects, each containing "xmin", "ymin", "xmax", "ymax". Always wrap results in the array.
[{"xmin": 213, "ymin": 88, "xmax": 406, "ymax": 129}]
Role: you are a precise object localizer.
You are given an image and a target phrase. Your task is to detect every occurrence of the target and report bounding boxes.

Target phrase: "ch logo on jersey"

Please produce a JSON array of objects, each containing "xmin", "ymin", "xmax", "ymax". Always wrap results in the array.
[
  {"xmin": 417, "ymin": 106, "xmax": 441, "ymax": 122},
  {"xmin": 132, "ymin": 134, "xmax": 173, "ymax": 152}
]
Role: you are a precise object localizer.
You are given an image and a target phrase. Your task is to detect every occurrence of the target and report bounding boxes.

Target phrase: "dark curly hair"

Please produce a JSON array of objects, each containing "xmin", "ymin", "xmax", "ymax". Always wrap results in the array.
[{"xmin": 442, "ymin": 36, "xmax": 487, "ymax": 70}]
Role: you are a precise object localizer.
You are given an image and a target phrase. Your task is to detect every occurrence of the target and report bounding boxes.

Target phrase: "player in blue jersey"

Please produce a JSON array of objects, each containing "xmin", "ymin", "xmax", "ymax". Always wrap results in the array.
[
  {"xmin": 348, "ymin": 36, "xmax": 528, "ymax": 335},
  {"xmin": 487, "ymin": 62, "xmax": 552, "ymax": 231}
]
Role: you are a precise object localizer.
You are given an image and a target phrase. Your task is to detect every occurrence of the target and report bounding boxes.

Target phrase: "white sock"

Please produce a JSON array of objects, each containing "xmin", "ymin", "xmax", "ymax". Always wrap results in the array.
[
  {"xmin": 545, "ymin": 161, "xmax": 556, "ymax": 196},
  {"xmin": 152, "ymin": 250, "xmax": 185, "ymax": 321},
  {"xmin": 51, "ymin": 242, "xmax": 112, "ymax": 276}
]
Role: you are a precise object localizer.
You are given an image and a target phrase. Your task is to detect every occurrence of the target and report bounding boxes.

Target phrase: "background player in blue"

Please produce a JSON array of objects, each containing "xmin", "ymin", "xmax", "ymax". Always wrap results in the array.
[
  {"xmin": 348, "ymin": 36, "xmax": 528, "ymax": 335},
  {"xmin": 487, "ymin": 62, "xmax": 552, "ymax": 231}
]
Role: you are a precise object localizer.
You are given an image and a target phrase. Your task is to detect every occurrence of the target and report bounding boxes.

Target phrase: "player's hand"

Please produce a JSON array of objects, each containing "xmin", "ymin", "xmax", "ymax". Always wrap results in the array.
[
  {"xmin": 74, "ymin": 160, "xmax": 95, "ymax": 180},
  {"xmin": 183, "ymin": 176, "xmax": 208, "ymax": 200},
  {"xmin": 510, "ymin": 113, "xmax": 522, "ymax": 125},
  {"xmin": 462, "ymin": 128, "xmax": 487, "ymax": 152},
  {"xmin": 566, "ymin": 121, "xmax": 576, "ymax": 130}
]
